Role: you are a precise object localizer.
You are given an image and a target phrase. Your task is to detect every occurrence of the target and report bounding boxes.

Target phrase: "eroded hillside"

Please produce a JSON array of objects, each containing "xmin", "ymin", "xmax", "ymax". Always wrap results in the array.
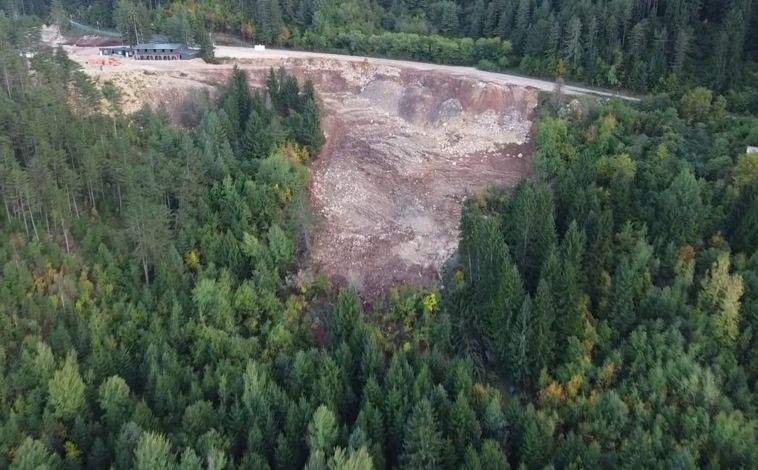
[{"xmin": 63, "ymin": 45, "xmax": 538, "ymax": 299}]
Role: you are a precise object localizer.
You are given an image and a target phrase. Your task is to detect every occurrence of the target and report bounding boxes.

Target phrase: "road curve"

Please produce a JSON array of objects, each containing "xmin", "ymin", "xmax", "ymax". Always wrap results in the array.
[{"xmin": 214, "ymin": 46, "xmax": 640, "ymax": 101}]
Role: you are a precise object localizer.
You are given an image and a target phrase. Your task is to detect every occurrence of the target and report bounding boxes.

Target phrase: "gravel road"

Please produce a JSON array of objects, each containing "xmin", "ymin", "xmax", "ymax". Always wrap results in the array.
[{"xmin": 214, "ymin": 46, "xmax": 639, "ymax": 101}]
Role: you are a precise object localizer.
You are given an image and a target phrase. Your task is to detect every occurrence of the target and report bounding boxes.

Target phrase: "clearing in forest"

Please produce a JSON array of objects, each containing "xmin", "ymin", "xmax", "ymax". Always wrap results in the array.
[{"xmin": 59, "ymin": 39, "xmax": 538, "ymax": 300}]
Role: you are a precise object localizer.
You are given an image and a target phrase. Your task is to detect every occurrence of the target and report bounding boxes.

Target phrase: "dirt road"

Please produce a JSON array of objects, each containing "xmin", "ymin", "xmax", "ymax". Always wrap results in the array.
[{"xmin": 214, "ymin": 46, "xmax": 639, "ymax": 101}]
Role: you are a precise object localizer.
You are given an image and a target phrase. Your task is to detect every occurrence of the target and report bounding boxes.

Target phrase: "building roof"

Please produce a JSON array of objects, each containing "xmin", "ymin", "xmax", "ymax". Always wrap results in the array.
[
  {"xmin": 99, "ymin": 46, "xmax": 131, "ymax": 51},
  {"xmin": 134, "ymin": 43, "xmax": 184, "ymax": 50}
]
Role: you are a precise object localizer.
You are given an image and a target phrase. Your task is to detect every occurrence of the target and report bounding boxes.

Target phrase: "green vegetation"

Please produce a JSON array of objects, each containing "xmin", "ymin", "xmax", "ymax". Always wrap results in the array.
[
  {"xmin": 3, "ymin": 5, "xmax": 758, "ymax": 470},
  {"xmin": 445, "ymin": 90, "xmax": 758, "ymax": 466},
  {"xmin": 36, "ymin": 0, "xmax": 758, "ymax": 96}
]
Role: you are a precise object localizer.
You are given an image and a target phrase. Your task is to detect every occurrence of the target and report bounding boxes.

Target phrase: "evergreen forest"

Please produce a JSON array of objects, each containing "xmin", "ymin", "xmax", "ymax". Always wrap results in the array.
[
  {"xmin": 18, "ymin": 0, "xmax": 758, "ymax": 96},
  {"xmin": 2, "ymin": 3, "xmax": 758, "ymax": 470}
]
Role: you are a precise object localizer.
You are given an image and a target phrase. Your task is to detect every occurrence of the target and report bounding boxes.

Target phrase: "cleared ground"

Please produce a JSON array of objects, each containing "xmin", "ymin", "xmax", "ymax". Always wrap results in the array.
[{"xmin": 56, "ymin": 35, "xmax": 545, "ymax": 299}]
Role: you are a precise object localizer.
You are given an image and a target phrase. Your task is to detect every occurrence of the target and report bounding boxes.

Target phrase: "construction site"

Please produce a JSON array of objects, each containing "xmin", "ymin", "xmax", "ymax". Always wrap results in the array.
[{"xmin": 50, "ymin": 29, "xmax": 541, "ymax": 300}]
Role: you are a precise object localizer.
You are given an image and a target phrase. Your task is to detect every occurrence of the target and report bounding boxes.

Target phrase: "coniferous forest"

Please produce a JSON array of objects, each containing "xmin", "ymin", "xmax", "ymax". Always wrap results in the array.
[
  {"xmin": 21, "ymin": 0, "xmax": 758, "ymax": 96},
  {"xmin": 2, "ymin": 2, "xmax": 758, "ymax": 470}
]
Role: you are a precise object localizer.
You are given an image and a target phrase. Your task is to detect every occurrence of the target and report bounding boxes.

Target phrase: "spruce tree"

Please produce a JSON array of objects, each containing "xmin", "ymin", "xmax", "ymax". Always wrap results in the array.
[
  {"xmin": 507, "ymin": 297, "xmax": 533, "ymax": 388},
  {"xmin": 400, "ymin": 399, "xmax": 443, "ymax": 469},
  {"xmin": 242, "ymin": 111, "xmax": 274, "ymax": 160},
  {"xmin": 480, "ymin": 439, "xmax": 509, "ymax": 470},
  {"xmin": 608, "ymin": 258, "xmax": 635, "ymax": 335},
  {"xmin": 532, "ymin": 278, "xmax": 556, "ymax": 371},
  {"xmin": 48, "ymin": 352, "xmax": 86, "ymax": 421},
  {"xmin": 447, "ymin": 391, "xmax": 482, "ymax": 450},
  {"xmin": 503, "ymin": 180, "xmax": 557, "ymax": 291},
  {"xmin": 552, "ymin": 220, "xmax": 586, "ymax": 354},
  {"xmin": 134, "ymin": 432, "xmax": 174, "ymax": 470}
]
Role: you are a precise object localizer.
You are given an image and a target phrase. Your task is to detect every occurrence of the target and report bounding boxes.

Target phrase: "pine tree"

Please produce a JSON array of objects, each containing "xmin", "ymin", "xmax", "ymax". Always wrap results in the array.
[
  {"xmin": 309, "ymin": 405, "xmax": 338, "ymax": 455},
  {"xmin": 447, "ymin": 392, "xmax": 482, "ymax": 450},
  {"xmin": 278, "ymin": 74, "xmax": 301, "ymax": 115},
  {"xmin": 297, "ymin": 98, "xmax": 325, "ymax": 153},
  {"xmin": 654, "ymin": 169, "xmax": 703, "ymax": 247},
  {"xmin": 608, "ymin": 258, "xmax": 635, "ymax": 335},
  {"xmin": 179, "ymin": 448, "xmax": 202, "ymax": 470},
  {"xmin": 124, "ymin": 193, "xmax": 171, "ymax": 284},
  {"xmin": 98, "ymin": 375, "xmax": 132, "ymax": 429},
  {"xmin": 467, "ymin": 0, "xmax": 485, "ymax": 38},
  {"xmin": 115, "ymin": 422, "xmax": 143, "ymax": 470},
  {"xmin": 512, "ymin": 0, "xmax": 531, "ymax": 52},
  {"xmin": 11, "ymin": 437, "xmax": 59, "ymax": 468},
  {"xmin": 502, "ymin": 180, "xmax": 557, "ymax": 291},
  {"xmin": 507, "ymin": 297, "xmax": 533, "ymax": 387},
  {"xmin": 134, "ymin": 432, "xmax": 174, "ymax": 470},
  {"xmin": 564, "ymin": 16, "xmax": 583, "ymax": 69},
  {"xmin": 672, "ymin": 26, "xmax": 692, "ymax": 74},
  {"xmin": 400, "ymin": 399, "xmax": 443, "ymax": 469},
  {"xmin": 480, "ymin": 439, "xmax": 509, "ymax": 469},
  {"xmin": 546, "ymin": 15, "xmax": 561, "ymax": 59},
  {"xmin": 520, "ymin": 410, "xmax": 548, "ymax": 469},
  {"xmin": 532, "ymin": 278, "xmax": 555, "ymax": 371},
  {"xmin": 333, "ymin": 289, "xmax": 363, "ymax": 346},
  {"xmin": 438, "ymin": 1, "xmax": 460, "ymax": 36},
  {"xmin": 551, "ymin": 221, "xmax": 586, "ymax": 355},
  {"xmin": 699, "ymin": 253, "xmax": 744, "ymax": 350},
  {"xmin": 584, "ymin": 209, "xmax": 613, "ymax": 306},
  {"xmin": 115, "ymin": 0, "xmax": 151, "ymax": 45},
  {"xmin": 242, "ymin": 110, "xmax": 274, "ymax": 160},
  {"xmin": 329, "ymin": 446, "xmax": 375, "ymax": 470},
  {"xmin": 48, "ymin": 352, "xmax": 86, "ymax": 421},
  {"xmin": 728, "ymin": 183, "xmax": 758, "ymax": 254},
  {"xmin": 490, "ymin": 261, "xmax": 525, "ymax": 369}
]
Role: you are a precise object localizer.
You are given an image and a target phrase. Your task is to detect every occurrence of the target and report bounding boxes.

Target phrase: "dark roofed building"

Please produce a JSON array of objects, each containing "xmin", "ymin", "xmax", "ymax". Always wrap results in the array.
[
  {"xmin": 98, "ymin": 43, "xmax": 199, "ymax": 60},
  {"xmin": 99, "ymin": 46, "xmax": 133, "ymax": 57},
  {"xmin": 132, "ymin": 43, "xmax": 198, "ymax": 60}
]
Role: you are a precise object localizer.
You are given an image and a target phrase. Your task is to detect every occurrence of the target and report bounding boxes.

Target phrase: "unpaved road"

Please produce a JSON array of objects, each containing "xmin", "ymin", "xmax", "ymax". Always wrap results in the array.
[{"xmin": 214, "ymin": 46, "xmax": 639, "ymax": 101}]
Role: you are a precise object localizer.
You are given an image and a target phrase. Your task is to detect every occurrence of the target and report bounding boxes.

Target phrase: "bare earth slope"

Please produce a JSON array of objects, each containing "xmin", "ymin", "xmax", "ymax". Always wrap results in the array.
[
  {"xmin": 307, "ymin": 68, "xmax": 537, "ymax": 299},
  {"xmin": 60, "ymin": 40, "xmax": 551, "ymax": 299}
]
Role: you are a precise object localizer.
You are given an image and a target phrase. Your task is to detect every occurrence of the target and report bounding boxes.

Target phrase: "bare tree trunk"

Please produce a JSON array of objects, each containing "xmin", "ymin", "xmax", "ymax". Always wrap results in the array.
[
  {"xmin": 88, "ymin": 181, "xmax": 95, "ymax": 208},
  {"xmin": 60, "ymin": 217, "xmax": 70, "ymax": 253},
  {"xmin": 72, "ymin": 191, "xmax": 80, "ymax": 219},
  {"xmin": 58, "ymin": 277, "xmax": 66, "ymax": 310},
  {"xmin": 25, "ymin": 192, "xmax": 38, "ymax": 240},
  {"xmin": 65, "ymin": 187, "xmax": 72, "ymax": 214},
  {"xmin": 2, "ymin": 196, "xmax": 10, "ymax": 224},
  {"xmin": 2, "ymin": 64, "xmax": 11, "ymax": 98},
  {"xmin": 17, "ymin": 191, "xmax": 29, "ymax": 236},
  {"xmin": 143, "ymin": 257, "xmax": 149, "ymax": 284}
]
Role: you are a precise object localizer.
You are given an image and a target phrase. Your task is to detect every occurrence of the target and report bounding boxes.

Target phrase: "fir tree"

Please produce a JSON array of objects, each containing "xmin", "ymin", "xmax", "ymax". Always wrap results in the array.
[{"xmin": 400, "ymin": 399, "xmax": 443, "ymax": 469}]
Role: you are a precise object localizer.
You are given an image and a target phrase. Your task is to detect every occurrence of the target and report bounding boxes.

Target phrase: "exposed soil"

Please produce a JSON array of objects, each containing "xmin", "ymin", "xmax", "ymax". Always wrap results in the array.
[
  {"xmin": 304, "ymin": 68, "xmax": 537, "ymax": 300},
  {"xmin": 55, "ymin": 36, "xmax": 538, "ymax": 300}
]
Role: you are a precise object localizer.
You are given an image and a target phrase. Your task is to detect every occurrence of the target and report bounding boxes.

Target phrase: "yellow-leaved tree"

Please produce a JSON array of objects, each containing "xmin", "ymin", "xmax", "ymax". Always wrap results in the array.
[{"xmin": 699, "ymin": 253, "xmax": 744, "ymax": 349}]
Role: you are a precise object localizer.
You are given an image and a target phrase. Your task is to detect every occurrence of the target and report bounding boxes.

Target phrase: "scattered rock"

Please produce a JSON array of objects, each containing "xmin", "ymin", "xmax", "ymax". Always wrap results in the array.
[{"xmin": 431, "ymin": 98, "xmax": 463, "ymax": 125}]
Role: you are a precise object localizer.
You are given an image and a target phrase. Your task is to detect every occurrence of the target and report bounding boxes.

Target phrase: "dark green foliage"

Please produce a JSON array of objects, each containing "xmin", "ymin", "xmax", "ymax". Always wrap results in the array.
[
  {"xmin": 728, "ymin": 183, "xmax": 758, "ymax": 254},
  {"xmin": 2, "ymin": 11, "xmax": 758, "ymax": 469},
  {"xmin": 507, "ymin": 297, "xmax": 533, "ymax": 387},
  {"xmin": 446, "ymin": 70, "xmax": 758, "ymax": 467},
  {"xmin": 502, "ymin": 180, "xmax": 556, "ymax": 291},
  {"xmin": 243, "ymin": 110, "xmax": 274, "ymax": 160},
  {"xmin": 13, "ymin": 0, "xmax": 758, "ymax": 93},
  {"xmin": 400, "ymin": 399, "xmax": 444, "ymax": 469}
]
